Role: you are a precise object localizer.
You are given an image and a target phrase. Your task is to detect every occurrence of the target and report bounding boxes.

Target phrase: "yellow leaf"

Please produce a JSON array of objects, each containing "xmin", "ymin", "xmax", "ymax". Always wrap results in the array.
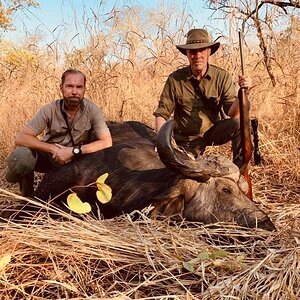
[
  {"xmin": 96, "ymin": 183, "xmax": 112, "ymax": 204},
  {"xmin": 0, "ymin": 254, "xmax": 11, "ymax": 272},
  {"xmin": 96, "ymin": 173, "xmax": 109, "ymax": 187},
  {"xmin": 213, "ymin": 259, "xmax": 223, "ymax": 267},
  {"xmin": 96, "ymin": 173, "xmax": 112, "ymax": 204},
  {"xmin": 67, "ymin": 193, "xmax": 91, "ymax": 214}
]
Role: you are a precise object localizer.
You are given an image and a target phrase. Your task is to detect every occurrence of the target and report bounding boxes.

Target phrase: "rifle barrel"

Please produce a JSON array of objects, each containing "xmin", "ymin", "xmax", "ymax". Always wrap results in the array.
[
  {"xmin": 238, "ymin": 31, "xmax": 245, "ymax": 75},
  {"xmin": 238, "ymin": 31, "xmax": 253, "ymax": 200}
]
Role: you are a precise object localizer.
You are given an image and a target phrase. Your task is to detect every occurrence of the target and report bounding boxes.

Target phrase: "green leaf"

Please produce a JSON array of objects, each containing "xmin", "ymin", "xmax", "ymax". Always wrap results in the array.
[
  {"xmin": 183, "ymin": 261, "xmax": 194, "ymax": 272},
  {"xmin": 237, "ymin": 255, "xmax": 246, "ymax": 261},
  {"xmin": 240, "ymin": 262, "xmax": 248, "ymax": 270},
  {"xmin": 214, "ymin": 249, "xmax": 228, "ymax": 258},
  {"xmin": 209, "ymin": 253, "xmax": 216, "ymax": 260},
  {"xmin": 197, "ymin": 252, "xmax": 210, "ymax": 260},
  {"xmin": 209, "ymin": 248, "xmax": 228, "ymax": 260}
]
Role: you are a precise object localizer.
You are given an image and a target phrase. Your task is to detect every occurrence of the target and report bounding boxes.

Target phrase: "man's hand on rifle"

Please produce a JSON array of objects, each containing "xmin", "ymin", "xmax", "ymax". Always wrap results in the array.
[{"xmin": 238, "ymin": 75, "xmax": 252, "ymax": 89}]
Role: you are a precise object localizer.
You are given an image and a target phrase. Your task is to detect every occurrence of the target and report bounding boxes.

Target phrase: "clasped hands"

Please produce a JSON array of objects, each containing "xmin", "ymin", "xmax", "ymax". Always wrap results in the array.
[{"xmin": 52, "ymin": 143, "xmax": 73, "ymax": 164}]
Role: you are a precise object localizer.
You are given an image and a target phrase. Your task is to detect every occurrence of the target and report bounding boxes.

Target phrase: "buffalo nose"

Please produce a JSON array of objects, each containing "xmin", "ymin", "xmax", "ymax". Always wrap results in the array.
[{"xmin": 257, "ymin": 217, "xmax": 276, "ymax": 231}]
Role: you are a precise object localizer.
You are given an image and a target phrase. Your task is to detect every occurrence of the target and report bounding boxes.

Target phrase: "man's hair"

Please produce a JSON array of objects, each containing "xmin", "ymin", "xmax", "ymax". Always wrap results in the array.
[{"xmin": 61, "ymin": 69, "xmax": 86, "ymax": 86}]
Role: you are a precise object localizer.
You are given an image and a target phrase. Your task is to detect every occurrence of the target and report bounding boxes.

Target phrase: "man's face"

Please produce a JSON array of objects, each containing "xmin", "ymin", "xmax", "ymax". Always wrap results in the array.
[
  {"xmin": 187, "ymin": 47, "xmax": 211, "ymax": 76},
  {"xmin": 60, "ymin": 73, "xmax": 85, "ymax": 108}
]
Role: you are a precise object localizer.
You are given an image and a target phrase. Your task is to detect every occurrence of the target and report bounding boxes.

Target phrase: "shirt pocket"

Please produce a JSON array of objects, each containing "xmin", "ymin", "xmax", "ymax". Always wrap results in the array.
[
  {"xmin": 177, "ymin": 96, "xmax": 198, "ymax": 113},
  {"xmin": 73, "ymin": 122, "xmax": 93, "ymax": 144}
]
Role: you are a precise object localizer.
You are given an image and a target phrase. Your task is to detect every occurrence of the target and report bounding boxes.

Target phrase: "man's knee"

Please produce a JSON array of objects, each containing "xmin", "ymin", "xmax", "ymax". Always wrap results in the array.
[
  {"xmin": 5, "ymin": 147, "xmax": 38, "ymax": 183},
  {"xmin": 227, "ymin": 118, "xmax": 240, "ymax": 133}
]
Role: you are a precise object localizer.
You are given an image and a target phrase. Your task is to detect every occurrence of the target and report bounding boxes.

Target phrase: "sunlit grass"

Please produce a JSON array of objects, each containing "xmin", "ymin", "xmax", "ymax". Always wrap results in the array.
[{"xmin": 0, "ymin": 1, "xmax": 299, "ymax": 299}]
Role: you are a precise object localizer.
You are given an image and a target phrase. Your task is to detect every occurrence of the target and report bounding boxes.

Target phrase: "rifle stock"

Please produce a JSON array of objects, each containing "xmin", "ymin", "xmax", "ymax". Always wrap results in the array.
[{"xmin": 238, "ymin": 31, "xmax": 253, "ymax": 200}]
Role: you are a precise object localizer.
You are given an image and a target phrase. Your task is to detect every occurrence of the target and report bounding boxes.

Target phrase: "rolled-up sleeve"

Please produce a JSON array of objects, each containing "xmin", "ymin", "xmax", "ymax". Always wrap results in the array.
[
  {"xmin": 27, "ymin": 104, "xmax": 51, "ymax": 135},
  {"xmin": 91, "ymin": 105, "xmax": 110, "ymax": 136},
  {"xmin": 153, "ymin": 76, "xmax": 176, "ymax": 120}
]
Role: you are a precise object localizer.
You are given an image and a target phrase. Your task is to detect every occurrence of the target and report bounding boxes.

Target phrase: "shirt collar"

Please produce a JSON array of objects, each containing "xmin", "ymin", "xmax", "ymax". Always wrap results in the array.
[{"xmin": 186, "ymin": 63, "xmax": 213, "ymax": 81}]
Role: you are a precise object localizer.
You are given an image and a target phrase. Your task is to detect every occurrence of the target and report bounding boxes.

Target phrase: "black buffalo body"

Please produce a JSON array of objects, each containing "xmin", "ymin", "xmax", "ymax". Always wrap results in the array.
[{"xmin": 31, "ymin": 120, "xmax": 275, "ymax": 230}]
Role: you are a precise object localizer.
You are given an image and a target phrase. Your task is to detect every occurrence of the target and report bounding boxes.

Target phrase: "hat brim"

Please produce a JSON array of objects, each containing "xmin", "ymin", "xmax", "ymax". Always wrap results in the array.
[{"xmin": 176, "ymin": 42, "xmax": 220, "ymax": 56}]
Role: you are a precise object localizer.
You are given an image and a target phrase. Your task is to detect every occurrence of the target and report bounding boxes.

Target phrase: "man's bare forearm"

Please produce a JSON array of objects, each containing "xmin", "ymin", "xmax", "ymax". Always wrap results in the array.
[{"xmin": 155, "ymin": 116, "xmax": 167, "ymax": 133}]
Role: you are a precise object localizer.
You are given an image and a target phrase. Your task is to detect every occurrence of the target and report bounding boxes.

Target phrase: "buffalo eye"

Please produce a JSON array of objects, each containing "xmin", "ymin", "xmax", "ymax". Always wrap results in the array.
[{"xmin": 222, "ymin": 188, "xmax": 231, "ymax": 194}]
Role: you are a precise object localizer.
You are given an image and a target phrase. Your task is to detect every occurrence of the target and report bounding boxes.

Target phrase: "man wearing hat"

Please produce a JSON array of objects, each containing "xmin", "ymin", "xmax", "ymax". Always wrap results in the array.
[
  {"xmin": 153, "ymin": 28, "xmax": 251, "ymax": 167},
  {"xmin": 5, "ymin": 68, "xmax": 112, "ymax": 196}
]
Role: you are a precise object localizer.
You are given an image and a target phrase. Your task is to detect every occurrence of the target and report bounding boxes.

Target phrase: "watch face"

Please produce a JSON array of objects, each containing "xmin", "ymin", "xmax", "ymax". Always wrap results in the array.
[{"xmin": 73, "ymin": 146, "xmax": 81, "ymax": 155}]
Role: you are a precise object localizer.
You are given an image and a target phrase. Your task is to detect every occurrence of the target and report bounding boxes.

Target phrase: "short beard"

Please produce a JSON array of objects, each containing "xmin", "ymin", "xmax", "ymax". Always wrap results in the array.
[{"xmin": 64, "ymin": 97, "xmax": 82, "ymax": 108}]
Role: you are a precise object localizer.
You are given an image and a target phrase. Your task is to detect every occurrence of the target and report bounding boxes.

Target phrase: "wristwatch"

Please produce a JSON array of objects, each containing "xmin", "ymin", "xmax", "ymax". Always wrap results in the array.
[{"xmin": 72, "ymin": 145, "xmax": 82, "ymax": 157}]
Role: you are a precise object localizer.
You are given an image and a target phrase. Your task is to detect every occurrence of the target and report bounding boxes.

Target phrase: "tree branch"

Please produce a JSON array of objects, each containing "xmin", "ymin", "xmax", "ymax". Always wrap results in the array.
[{"xmin": 262, "ymin": 0, "xmax": 300, "ymax": 10}]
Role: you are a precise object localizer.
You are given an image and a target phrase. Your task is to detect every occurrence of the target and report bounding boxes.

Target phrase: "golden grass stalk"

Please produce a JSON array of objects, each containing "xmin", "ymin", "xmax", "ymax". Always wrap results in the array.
[
  {"xmin": 0, "ymin": 2, "xmax": 299, "ymax": 299},
  {"xmin": 0, "ymin": 190, "xmax": 299, "ymax": 299}
]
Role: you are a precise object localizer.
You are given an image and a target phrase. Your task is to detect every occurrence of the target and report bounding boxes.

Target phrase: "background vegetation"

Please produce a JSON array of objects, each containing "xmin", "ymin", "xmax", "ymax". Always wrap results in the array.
[
  {"xmin": 0, "ymin": 0, "xmax": 299, "ymax": 188},
  {"xmin": 0, "ymin": 0, "xmax": 299, "ymax": 299}
]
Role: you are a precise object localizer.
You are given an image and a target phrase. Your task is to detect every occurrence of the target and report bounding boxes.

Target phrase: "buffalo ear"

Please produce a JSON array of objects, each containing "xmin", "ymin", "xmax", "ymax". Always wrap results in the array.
[
  {"xmin": 150, "ymin": 196, "xmax": 184, "ymax": 219},
  {"xmin": 238, "ymin": 175, "xmax": 249, "ymax": 194}
]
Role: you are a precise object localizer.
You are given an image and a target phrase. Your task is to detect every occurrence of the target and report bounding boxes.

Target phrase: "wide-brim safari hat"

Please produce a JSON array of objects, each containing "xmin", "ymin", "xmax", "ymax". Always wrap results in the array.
[{"xmin": 176, "ymin": 28, "xmax": 220, "ymax": 56}]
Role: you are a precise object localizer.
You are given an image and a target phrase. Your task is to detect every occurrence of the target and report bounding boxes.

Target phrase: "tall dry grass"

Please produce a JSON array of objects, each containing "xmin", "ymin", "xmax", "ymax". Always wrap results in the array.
[
  {"xmin": 0, "ymin": 4, "xmax": 191, "ymax": 155},
  {"xmin": 0, "ymin": 2, "xmax": 299, "ymax": 299}
]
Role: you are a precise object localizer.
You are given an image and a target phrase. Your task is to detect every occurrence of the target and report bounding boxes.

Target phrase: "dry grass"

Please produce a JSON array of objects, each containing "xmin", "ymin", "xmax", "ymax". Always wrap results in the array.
[
  {"xmin": 0, "ymin": 2, "xmax": 299, "ymax": 299},
  {"xmin": 0, "ymin": 190, "xmax": 299, "ymax": 300}
]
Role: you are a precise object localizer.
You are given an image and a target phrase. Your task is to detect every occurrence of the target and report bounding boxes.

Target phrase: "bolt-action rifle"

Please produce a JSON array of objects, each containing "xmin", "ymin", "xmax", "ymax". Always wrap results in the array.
[{"xmin": 238, "ymin": 31, "xmax": 253, "ymax": 200}]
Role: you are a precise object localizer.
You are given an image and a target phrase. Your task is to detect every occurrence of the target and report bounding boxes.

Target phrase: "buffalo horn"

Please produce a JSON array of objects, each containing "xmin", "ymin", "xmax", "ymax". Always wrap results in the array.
[{"xmin": 156, "ymin": 120, "xmax": 239, "ymax": 181}]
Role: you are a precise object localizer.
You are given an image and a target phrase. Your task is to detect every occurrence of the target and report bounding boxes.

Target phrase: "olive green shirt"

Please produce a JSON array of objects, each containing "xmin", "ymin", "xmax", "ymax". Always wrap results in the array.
[
  {"xmin": 27, "ymin": 98, "xmax": 110, "ymax": 146},
  {"xmin": 153, "ymin": 64, "xmax": 237, "ymax": 142}
]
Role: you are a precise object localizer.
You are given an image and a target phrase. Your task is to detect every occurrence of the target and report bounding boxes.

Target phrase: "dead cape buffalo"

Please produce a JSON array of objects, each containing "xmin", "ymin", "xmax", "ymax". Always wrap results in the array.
[{"xmin": 28, "ymin": 120, "xmax": 275, "ymax": 231}]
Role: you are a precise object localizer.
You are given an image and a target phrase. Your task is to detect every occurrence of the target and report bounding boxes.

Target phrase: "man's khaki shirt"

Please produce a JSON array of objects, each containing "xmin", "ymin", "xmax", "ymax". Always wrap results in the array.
[
  {"xmin": 153, "ymin": 64, "xmax": 237, "ymax": 143},
  {"xmin": 27, "ymin": 98, "xmax": 110, "ymax": 146}
]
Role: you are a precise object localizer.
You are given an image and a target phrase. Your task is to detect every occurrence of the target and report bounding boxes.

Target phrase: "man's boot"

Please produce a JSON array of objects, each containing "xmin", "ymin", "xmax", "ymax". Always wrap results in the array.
[{"xmin": 19, "ymin": 172, "xmax": 34, "ymax": 197}]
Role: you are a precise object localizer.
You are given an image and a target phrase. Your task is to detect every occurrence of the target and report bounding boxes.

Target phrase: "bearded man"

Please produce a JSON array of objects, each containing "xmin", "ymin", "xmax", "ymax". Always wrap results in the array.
[{"xmin": 6, "ymin": 69, "xmax": 112, "ymax": 196}]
